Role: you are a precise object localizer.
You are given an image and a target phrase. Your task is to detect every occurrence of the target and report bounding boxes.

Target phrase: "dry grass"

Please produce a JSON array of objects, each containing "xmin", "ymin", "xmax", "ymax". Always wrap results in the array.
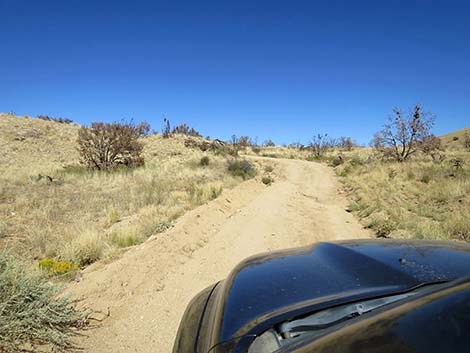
[
  {"xmin": 335, "ymin": 149, "xmax": 470, "ymax": 241},
  {"xmin": 439, "ymin": 127, "xmax": 470, "ymax": 150},
  {"xmin": 0, "ymin": 114, "xmax": 247, "ymax": 267},
  {"xmin": 244, "ymin": 145, "xmax": 314, "ymax": 160}
]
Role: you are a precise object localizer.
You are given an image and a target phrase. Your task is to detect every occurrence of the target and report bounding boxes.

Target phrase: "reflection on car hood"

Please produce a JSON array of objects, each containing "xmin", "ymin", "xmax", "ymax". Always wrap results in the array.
[{"xmin": 214, "ymin": 240, "xmax": 470, "ymax": 344}]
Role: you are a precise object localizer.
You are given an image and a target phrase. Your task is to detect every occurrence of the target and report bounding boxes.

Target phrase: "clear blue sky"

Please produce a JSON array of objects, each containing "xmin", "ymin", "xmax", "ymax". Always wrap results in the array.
[{"xmin": 1, "ymin": 0, "xmax": 469, "ymax": 144}]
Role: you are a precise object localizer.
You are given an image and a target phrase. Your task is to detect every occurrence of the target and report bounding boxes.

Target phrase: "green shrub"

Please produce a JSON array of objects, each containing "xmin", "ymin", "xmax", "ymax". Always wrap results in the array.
[
  {"xmin": 330, "ymin": 156, "xmax": 343, "ymax": 167},
  {"xmin": 370, "ymin": 220, "xmax": 396, "ymax": 238},
  {"xmin": 420, "ymin": 175, "xmax": 431, "ymax": 184},
  {"xmin": 38, "ymin": 258, "xmax": 79, "ymax": 278},
  {"xmin": 262, "ymin": 176, "xmax": 273, "ymax": 185},
  {"xmin": 200, "ymin": 156, "xmax": 210, "ymax": 166},
  {"xmin": 252, "ymin": 146, "xmax": 261, "ymax": 154},
  {"xmin": 359, "ymin": 206, "xmax": 377, "ymax": 218},
  {"xmin": 227, "ymin": 159, "xmax": 256, "ymax": 180},
  {"xmin": 153, "ymin": 221, "xmax": 173, "ymax": 234},
  {"xmin": 0, "ymin": 252, "xmax": 85, "ymax": 352},
  {"xmin": 346, "ymin": 200, "xmax": 362, "ymax": 212}
]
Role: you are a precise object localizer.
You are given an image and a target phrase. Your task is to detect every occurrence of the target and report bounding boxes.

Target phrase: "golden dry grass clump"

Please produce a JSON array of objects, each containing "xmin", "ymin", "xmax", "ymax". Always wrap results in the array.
[{"xmin": 0, "ymin": 114, "xmax": 244, "ymax": 267}]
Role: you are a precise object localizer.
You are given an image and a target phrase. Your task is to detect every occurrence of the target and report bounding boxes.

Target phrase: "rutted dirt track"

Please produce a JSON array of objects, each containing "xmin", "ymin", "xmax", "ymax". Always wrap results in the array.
[{"xmin": 70, "ymin": 158, "xmax": 371, "ymax": 352}]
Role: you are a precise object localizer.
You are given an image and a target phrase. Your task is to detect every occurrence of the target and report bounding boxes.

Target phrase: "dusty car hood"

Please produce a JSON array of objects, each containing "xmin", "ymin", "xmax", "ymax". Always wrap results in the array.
[{"xmin": 212, "ymin": 239, "xmax": 470, "ymax": 346}]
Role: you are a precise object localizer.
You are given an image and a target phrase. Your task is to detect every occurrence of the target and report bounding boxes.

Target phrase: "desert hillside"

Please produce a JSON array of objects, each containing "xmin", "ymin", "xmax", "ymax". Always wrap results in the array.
[
  {"xmin": 0, "ymin": 113, "xmax": 80, "ymax": 178},
  {"xmin": 440, "ymin": 127, "xmax": 470, "ymax": 149},
  {"xmin": 0, "ymin": 113, "xmax": 258, "ymax": 265}
]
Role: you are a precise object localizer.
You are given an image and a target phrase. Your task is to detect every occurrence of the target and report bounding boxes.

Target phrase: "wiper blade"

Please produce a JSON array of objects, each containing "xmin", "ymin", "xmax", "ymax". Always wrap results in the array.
[{"xmin": 279, "ymin": 292, "xmax": 416, "ymax": 336}]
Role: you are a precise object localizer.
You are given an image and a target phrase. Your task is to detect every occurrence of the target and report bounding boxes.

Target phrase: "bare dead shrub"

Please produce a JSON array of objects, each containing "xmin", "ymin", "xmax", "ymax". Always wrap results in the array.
[
  {"xmin": 338, "ymin": 136, "xmax": 356, "ymax": 151},
  {"xmin": 264, "ymin": 139, "xmax": 275, "ymax": 147},
  {"xmin": 37, "ymin": 115, "xmax": 74, "ymax": 124},
  {"xmin": 310, "ymin": 133, "xmax": 335, "ymax": 157},
  {"xmin": 77, "ymin": 121, "xmax": 145, "ymax": 170},
  {"xmin": 373, "ymin": 104, "xmax": 435, "ymax": 162},
  {"xmin": 237, "ymin": 136, "xmax": 250, "ymax": 148},
  {"xmin": 135, "ymin": 121, "xmax": 151, "ymax": 137},
  {"xmin": 172, "ymin": 123, "xmax": 202, "ymax": 137},
  {"xmin": 420, "ymin": 135, "xmax": 444, "ymax": 161},
  {"xmin": 229, "ymin": 135, "xmax": 251, "ymax": 153},
  {"xmin": 451, "ymin": 158, "xmax": 464, "ymax": 170},
  {"xmin": 162, "ymin": 116, "xmax": 171, "ymax": 138}
]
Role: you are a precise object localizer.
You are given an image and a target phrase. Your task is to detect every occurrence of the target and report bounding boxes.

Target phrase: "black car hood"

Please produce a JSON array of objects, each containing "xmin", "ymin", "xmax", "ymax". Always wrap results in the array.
[{"xmin": 210, "ymin": 239, "xmax": 470, "ymax": 348}]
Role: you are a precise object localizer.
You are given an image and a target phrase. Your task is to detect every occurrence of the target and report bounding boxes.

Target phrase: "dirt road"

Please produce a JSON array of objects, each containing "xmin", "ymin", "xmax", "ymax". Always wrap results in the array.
[{"xmin": 70, "ymin": 158, "xmax": 371, "ymax": 352}]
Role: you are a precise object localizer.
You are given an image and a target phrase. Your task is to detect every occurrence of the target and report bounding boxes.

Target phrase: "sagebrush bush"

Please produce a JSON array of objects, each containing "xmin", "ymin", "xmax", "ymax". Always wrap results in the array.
[
  {"xmin": 227, "ymin": 159, "xmax": 256, "ymax": 180},
  {"xmin": 0, "ymin": 252, "xmax": 85, "ymax": 352},
  {"xmin": 200, "ymin": 156, "xmax": 210, "ymax": 166}
]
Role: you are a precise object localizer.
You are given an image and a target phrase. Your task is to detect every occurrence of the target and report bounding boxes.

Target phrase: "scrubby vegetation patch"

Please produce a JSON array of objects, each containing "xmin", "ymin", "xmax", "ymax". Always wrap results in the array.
[
  {"xmin": 227, "ymin": 159, "xmax": 257, "ymax": 179},
  {"xmin": 0, "ymin": 252, "xmax": 85, "ymax": 352}
]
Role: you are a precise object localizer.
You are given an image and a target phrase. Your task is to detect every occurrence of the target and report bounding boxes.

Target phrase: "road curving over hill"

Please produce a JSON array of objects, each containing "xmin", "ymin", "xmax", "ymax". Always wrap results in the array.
[{"xmin": 69, "ymin": 157, "xmax": 371, "ymax": 353}]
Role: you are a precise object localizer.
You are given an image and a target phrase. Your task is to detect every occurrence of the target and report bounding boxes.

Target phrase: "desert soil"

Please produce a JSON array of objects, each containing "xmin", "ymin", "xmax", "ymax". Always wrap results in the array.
[{"xmin": 69, "ymin": 158, "xmax": 371, "ymax": 352}]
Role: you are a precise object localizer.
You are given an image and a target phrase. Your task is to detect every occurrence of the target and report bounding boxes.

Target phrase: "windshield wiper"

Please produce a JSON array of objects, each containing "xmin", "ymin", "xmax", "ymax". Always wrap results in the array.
[{"xmin": 279, "ymin": 291, "xmax": 417, "ymax": 337}]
